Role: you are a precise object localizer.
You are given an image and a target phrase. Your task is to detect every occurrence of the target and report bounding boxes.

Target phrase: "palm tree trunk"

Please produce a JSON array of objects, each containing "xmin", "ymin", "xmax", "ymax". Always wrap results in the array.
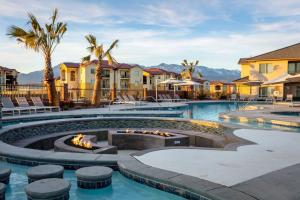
[
  {"xmin": 92, "ymin": 60, "xmax": 102, "ymax": 106},
  {"xmin": 44, "ymin": 53, "xmax": 59, "ymax": 106}
]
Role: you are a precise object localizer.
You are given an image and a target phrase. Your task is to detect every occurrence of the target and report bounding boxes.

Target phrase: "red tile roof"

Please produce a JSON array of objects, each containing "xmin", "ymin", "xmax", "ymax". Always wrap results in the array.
[
  {"xmin": 0, "ymin": 66, "xmax": 18, "ymax": 73},
  {"xmin": 82, "ymin": 60, "xmax": 138, "ymax": 69},
  {"xmin": 210, "ymin": 80, "xmax": 234, "ymax": 85},
  {"xmin": 62, "ymin": 62, "xmax": 80, "ymax": 68},
  {"xmin": 232, "ymin": 76, "xmax": 249, "ymax": 83},
  {"xmin": 144, "ymin": 68, "xmax": 179, "ymax": 75}
]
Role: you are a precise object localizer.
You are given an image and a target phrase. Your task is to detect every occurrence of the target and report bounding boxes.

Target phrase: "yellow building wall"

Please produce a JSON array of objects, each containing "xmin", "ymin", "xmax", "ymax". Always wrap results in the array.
[{"xmin": 239, "ymin": 60, "xmax": 289, "ymax": 96}]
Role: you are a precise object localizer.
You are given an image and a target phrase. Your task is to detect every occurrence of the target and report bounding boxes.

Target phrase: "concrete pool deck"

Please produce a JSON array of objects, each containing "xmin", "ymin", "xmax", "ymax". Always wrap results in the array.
[
  {"xmin": 135, "ymin": 128, "xmax": 300, "ymax": 186},
  {"xmin": 134, "ymin": 128, "xmax": 300, "ymax": 199}
]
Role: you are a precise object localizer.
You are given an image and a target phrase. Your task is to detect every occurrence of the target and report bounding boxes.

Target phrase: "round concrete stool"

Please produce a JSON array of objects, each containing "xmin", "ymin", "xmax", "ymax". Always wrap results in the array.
[
  {"xmin": 0, "ymin": 168, "xmax": 11, "ymax": 184},
  {"xmin": 0, "ymin": 183, "xmax": 6, "ymax": 200},
  {"xmin": 75, "ymin": 166, "xmax": 113, "ymax": 189},
  {"xmin": 27, "ymin": 165, "xmax": 64, "ymax": 183},
  {"xmin": 25, "ymin": 178, "xmax": 70, "ymax": 200}
]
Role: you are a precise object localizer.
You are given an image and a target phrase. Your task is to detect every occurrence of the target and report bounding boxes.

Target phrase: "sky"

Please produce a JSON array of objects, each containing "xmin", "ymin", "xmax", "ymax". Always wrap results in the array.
[{"xmin": 1, "ymin": 0, "xmax": 300, "ymax": 73}]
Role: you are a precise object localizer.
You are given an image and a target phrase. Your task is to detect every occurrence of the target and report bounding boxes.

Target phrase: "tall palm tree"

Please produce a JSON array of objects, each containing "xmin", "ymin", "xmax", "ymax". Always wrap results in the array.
[
  {"xmin": 7, "ymin": 9, "xmax": 67, "ymax": 106},
  {"xmin": 181, "ymin": 59, "xmax": 200, "ymax": 80},
  {"xmin": 82, "ymin": 35, "xmax": 119, "ymax": 106}
]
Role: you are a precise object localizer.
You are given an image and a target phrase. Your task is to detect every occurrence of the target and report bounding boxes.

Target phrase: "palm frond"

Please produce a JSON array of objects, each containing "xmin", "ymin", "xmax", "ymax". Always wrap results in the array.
[
  {"xmin": 85, "ymin": 34, "xmax": 97, "ymax": 47},
  {"xmin": 81, "ymin": 55, "xmax": 91, "ymax": 63}
]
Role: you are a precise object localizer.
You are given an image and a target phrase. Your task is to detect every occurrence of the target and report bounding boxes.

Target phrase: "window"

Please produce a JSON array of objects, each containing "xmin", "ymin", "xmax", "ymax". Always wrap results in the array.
[
  {"xmin": 101, "ymin": 79, "xmax": 110, "ymax": 88},
  {"xmin": 120, "ymin": 70, "xmax": 129, "ymax": 78},
  {"xmin": 288, "ymin": 62, "xmax": 300, "ymax": 74},
  {"xmin": 70, "ymin": 71, "xmax": 75, "ymax": 81},
  {"xmin": 61, "ymin": 70, "xmax": 66, "ymax": 81},
  {"xmin": 90, "ymin": 68, "xmax": 95, "ymax": 74},
  {"xmin": 215, "ymin": 85, "xmax": 221, "ymax": 91},
  {"xmin": 101, "ymin": 70, "xmax": 110, "ymax": 77},
  {"xmin": 143, "ymin": 76, "xmax": 147, "ymax": 84},
  {"xmin": 121, "ymin": 80, "xmax": 129, "ymax": 89},
  {"xmin": 259, "ymin": 63, "xmax": 273, "ymax": 74}
]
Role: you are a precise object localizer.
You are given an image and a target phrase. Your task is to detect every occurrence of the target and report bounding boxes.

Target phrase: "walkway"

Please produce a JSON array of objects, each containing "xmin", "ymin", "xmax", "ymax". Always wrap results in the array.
[{"xmin": 135, "ymin": 129, "xmax": 300, "ymax": 187}]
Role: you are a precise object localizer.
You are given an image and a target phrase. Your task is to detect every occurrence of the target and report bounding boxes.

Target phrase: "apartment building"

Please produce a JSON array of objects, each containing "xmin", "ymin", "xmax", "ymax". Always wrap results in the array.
[{"xmin": 235, "ymin": 43, "xmax": 300, "ymax": 99}]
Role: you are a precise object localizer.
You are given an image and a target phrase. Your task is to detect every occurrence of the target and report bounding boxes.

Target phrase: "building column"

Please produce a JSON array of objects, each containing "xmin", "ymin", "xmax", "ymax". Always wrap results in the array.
[
  {"xmin": 61, "ymin": 83, "xmax": 69, "ymax": 102},
  {"xmin": 143, "ymin": 88, "xmax": 148, "ymax": 100}
]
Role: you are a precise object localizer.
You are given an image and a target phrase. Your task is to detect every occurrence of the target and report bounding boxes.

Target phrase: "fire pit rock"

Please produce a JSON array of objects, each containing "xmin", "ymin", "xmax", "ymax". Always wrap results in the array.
[
  {"xmin": 25, "ymin": 178, "xmax": 71, "ymax": 200},
  {"xmin": 75, "ymin": 166, "xmax": 113, "ymax": 189},
  {"xmin": 54, "ymin": 135, "xmax": 117, "ymax": 154},
  {"xmin": 0, "ymin": 168, "xmax": 11, "ymax": 184},
  {"xmin": 108, "ymin": 129, "xmax": 189, "ymax": 150},
  {"xmin": 27, "ymin": 164, "xmax": 64, "ymax": 183}
]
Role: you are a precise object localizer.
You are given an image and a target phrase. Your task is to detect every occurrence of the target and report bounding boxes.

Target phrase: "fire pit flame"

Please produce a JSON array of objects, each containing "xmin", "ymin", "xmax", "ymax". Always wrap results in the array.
[{"xmin": 71, "ymin": 134, "xmax": 92, "ymax": 149}]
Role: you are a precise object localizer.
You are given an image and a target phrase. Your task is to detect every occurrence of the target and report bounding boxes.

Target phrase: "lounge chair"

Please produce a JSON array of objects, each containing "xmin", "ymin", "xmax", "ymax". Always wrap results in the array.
[
  {"xmin": 174, "ymin": 94, "xmax": 187, "ymax": 102},
  {"xmin": 113, "ymin": 95, "xmax": 126, "ymax": 104},
  {"xmin": 248, "ymin": 95, "xmax": 257, "ymax": 101},
  {"xmin": 16, "ymin": 97, "xmax": 45, "ymax": 113},
  {"xmin": 275, "ymin": 96, "xmax": 283, "ymax": 102},
  {"xmin": 265, "ymin": 96, "xmax": 274, "ymax": 103},
  {"xmin": 239, "ymin": 95, "xmax": 248, "ymax": 101},
  {"xmin": 286, "ymin": 94, "xmax": 293, "ymax": 102},
  {"xmin": 31, "ymin": 97, "xmax": 60, "ymax": 112},
  {"xmin": 158, "ymin": 94, "xmax": 170, "ymax": 102},
  {"xmin": 123, "ymin": 94, "xmax": 142, "ymax": 106},
  {"xmin": 127, "ymin": 94, "xmax": 144, "ymax": 105},
  {"xmin": 1, "ymin": 96, "xmax": 32, "ymax": 115},
  {"xmin": 230, "ymin": 94, "xmax": 237, "ymax": 101}
]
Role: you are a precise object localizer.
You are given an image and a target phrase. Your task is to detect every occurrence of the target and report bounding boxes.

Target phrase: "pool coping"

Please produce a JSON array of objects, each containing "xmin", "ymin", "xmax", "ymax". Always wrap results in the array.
[
  {"xmin": 117, "ymin": 157, "xmax": 258, "ymax": 200},
  {"xmin": 219, "ymin": 106, "xmax": 300, "ymax": 129},
  {"xmin": 0, "ymin": 117, "xmax": 231, "ymax": 168}
]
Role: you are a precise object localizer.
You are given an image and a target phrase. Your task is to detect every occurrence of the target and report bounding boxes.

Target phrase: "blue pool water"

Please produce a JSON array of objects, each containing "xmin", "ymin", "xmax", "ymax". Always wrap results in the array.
[
  {"xmin": 1, "ymin": 161, "xmax": 184, "ymax": 200},
  {"xmin": 181, "ymin": 102, "xmax": 300, "ymax": 132}
]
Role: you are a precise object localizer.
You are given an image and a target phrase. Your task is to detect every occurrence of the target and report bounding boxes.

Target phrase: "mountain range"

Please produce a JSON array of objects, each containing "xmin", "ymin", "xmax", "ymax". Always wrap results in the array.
[{"xmin": 18, "ymin": 63, "xmax": 240, "ymax": 84}]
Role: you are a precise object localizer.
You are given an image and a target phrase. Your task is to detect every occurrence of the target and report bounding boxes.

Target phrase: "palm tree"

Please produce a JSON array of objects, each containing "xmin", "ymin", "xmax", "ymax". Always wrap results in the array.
[
  {"xmin": 181, "ymin": 59, "xmax": 200, "ymax": 80},
  {"xmin": 7, "ymin": 9, "xmax": 67, "ymax": 106},
  {"xmin": 82, "ymin": 35, "xmax": 119, "ymax": 106}
]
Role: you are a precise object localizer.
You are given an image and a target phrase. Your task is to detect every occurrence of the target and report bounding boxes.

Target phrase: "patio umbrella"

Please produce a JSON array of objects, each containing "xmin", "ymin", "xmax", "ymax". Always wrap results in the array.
[
  {"xmin": 156, "ymin": 78, "xmax": 184, "ymax": 101},
  {"xmin": 263, "ymin": 73, "xmax": 294, "ymax": 85},
  {"xmin": 174, "ymin": 79, "xmax": 202, "ymax": 86},
  {"xmin": 174, "ymin": 79, "xmax": 203, "ymax": 99}
]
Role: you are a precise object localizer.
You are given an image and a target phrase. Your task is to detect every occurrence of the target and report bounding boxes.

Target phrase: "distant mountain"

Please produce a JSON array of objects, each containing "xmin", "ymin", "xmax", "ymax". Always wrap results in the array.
[
  {"xmin": 148, "ymin": 63, "xmax": 240, "ymax": 82},
  {"xmin": 18, "ymin": 65, "xmax": 60, "ymax": 84},
  {"xmin": 18, "ymin": 63, "xmax": 240, "ymax": 84}
]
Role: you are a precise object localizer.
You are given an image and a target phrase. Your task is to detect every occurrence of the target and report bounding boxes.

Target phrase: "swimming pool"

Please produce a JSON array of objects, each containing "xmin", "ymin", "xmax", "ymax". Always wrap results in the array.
[
  {"xmin": 1, "ymin": 161, "xmax": 184, "ymax": 200},
  {"xmin": 181, "ymin": 102, "xmax": 300, "ymax": 132}
]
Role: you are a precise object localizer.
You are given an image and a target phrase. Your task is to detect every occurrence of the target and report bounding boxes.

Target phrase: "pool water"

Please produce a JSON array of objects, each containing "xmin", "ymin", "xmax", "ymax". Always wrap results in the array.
[
  {"xmin": 182, "ymin": 102, "xmax": 300, "ymax": 132},
  {"xmin": 1, "ymin": 161, "xmax": 184, "ymax": 200}
]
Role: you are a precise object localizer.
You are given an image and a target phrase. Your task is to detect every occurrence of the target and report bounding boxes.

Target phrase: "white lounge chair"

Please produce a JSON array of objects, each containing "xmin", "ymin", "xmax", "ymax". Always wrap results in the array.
[
  {"xmin": 158, "ymin": 94, "xmax": 170, "ymax": 102},
  {"xmin": 230, "ymin": 94, "xmax": 237, "ymax": 101},
  {"xmin": 239, "ymin": 95, "xmax": 246, "ymax": 101},
  {"xmin": 31, "ymin": 97, "xmax": 60, "ymax": 112},
  {"xmin": 174, "ymin": 94, "xmax": 187, "ymax": 102},
  {"xmin": 286, "ymin": 94, "xmax": 293, "ymax": 102},
  {"xmin": 248, "ymin": 95, "xmax": 257, "ymax": 101},
  {"xmin": 16, "ymin": 97, "xmax": 45, "ymax": 113},
  {"xmin": 1, "ymin": 96, "xmax": 32, "ymax": 115},
  {"xmin": 265, "ymin": 96, "xmax": 274, "ymax": 103},
  {"xmin": 123, "ymin": 94, "xmax": 141, "ymax": 106}
]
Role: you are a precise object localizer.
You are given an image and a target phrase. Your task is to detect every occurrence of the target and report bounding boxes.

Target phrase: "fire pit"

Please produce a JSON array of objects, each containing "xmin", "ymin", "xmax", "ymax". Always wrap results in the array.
[
  {"xmin": 71, "ymin": 134, "xmax": 94, "ymax": 150},
  {"xmin": 117, "ymin": 129, "xmax": 174, "ymax": 137},
  {"xmin": 108, "ymin": 129, "xmax": 189, "ymax": 150},
  {"xmin": 54, "ymin": 134, "xmax": 117, "ymax": 154}
]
